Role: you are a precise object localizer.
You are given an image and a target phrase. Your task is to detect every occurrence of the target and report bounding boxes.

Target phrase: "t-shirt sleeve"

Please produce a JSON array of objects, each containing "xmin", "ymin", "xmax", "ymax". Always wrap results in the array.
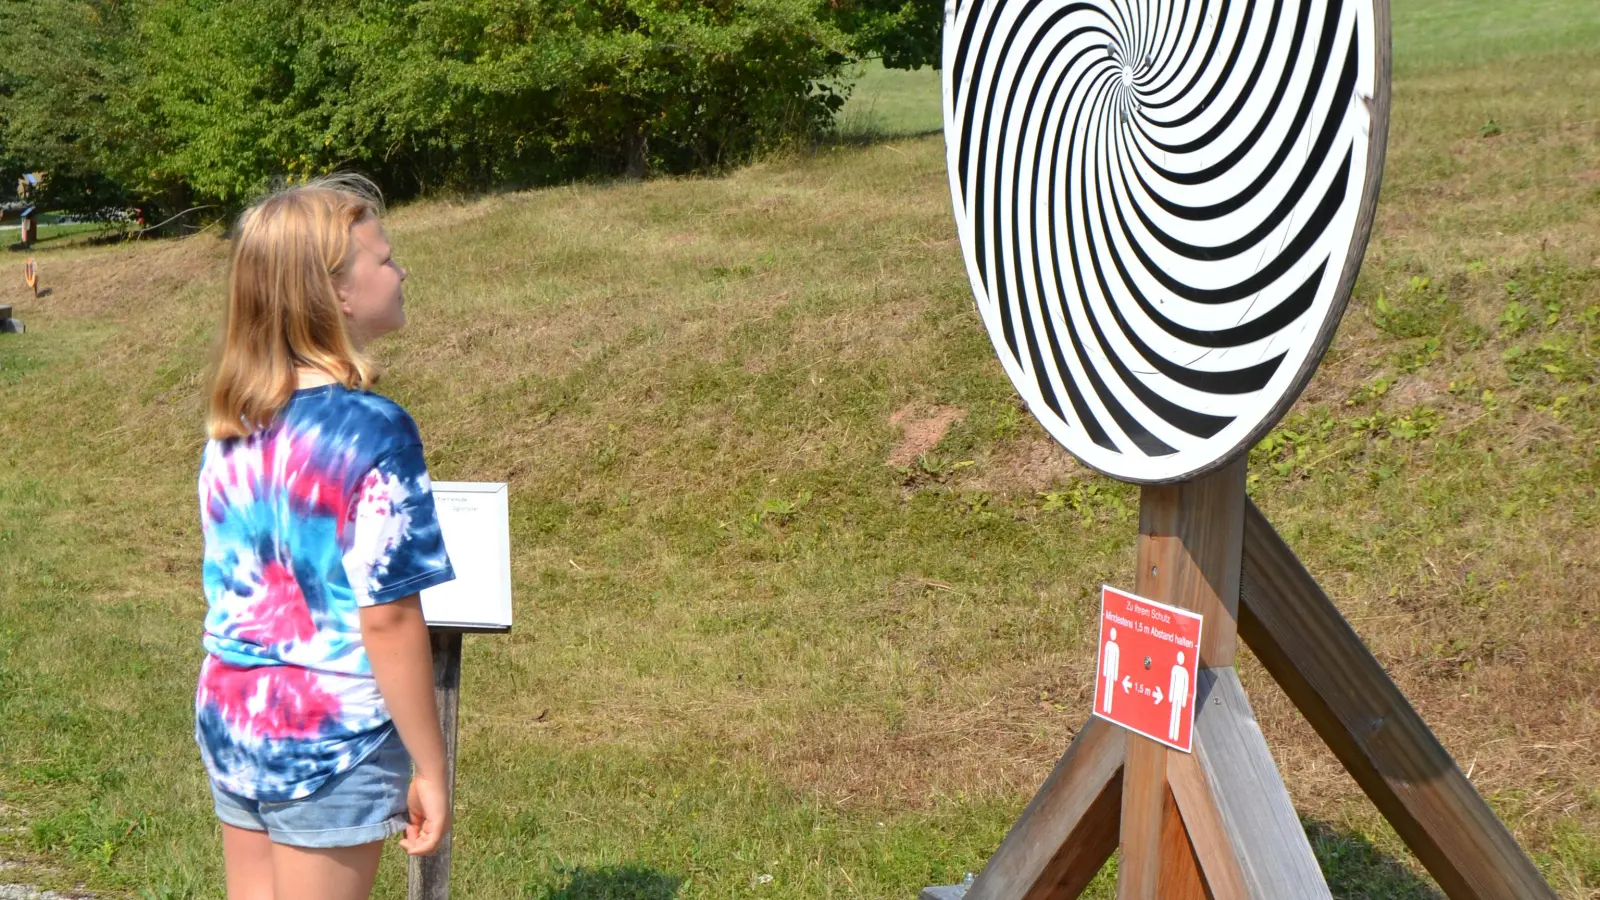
[{"xmin": 342, "ymin": 442, "xmax": 456, "ymax": 607}]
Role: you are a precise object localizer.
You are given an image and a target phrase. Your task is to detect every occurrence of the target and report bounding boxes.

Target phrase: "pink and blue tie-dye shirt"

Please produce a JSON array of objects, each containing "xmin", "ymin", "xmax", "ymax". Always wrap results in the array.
[{"xmin": 195, "ymin": 383, "xmax": 455, "ymax": 801}]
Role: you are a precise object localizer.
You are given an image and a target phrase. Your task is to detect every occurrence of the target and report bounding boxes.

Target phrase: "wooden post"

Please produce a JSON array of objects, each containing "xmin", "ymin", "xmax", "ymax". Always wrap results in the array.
[
  {"xmin": 409, "ymin": 629, "xmax": 463, "ymax": 900},
  {"xmin": 1117, "ymin": 461, "xmax": 1248, "ymax": 899},
  {"xmin": 920, "ymin": 469, "xmax": 1557, "ymax": 900},
  {"xmin": 1238, "ymin": 502, "xmax": 1556, "ymax": 900},
  {"xmin": 1132, "ymin": 460, "xmax": 1246, "ymax": 669},
  {"xmin": 1115, "ymin": 735, "xmax": 1174, "ymax": 899}
]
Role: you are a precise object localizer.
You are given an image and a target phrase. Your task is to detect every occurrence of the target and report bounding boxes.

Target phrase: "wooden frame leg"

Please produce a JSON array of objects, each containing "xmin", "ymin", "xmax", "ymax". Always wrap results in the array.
[
  {"xmin": 919, "ymin": 478, "xmax": 1556, "ymax": 900},
  {"xmin": 1157, "ymin": 783, "xmax": 1209, "ymax": 900},
  {"xmin": 410, "ymin": 630, "xmax": 463, "ymax": 900},
  {"xmin": 941, "ymin": 717, "xmax": 1124, "ymax": 900},
  {"xmin": 1239, "ymin": 502, "xmax": 1556, "ymax": 900},
  {"xmin": 1167, "ymin": 750, "xmax": 1246, "ymax": 898},
  {"xmin": 1118, "ymin": 735, "xmax": 1208, "ymax": 900},
  {"xmin": 1189, "ymin": 668, "xmax": 1330, "ymax": 899}
]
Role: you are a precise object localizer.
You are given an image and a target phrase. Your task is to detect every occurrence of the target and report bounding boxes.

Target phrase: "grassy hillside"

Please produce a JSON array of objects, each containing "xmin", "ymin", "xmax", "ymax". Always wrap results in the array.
[
  {"xmin": 2, "ymin": 3, "xmax": 1598, "ymax": 899},
  {"xmin": 836, "ymin": 0, "xmax": 1600, "ymax": 142}
]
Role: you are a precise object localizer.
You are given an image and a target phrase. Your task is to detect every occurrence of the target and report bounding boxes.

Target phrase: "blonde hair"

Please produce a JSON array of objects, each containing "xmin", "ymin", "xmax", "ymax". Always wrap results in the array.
[{"xmin": 207, "ymin": 173, "xmax": 387, "ymax": 440}]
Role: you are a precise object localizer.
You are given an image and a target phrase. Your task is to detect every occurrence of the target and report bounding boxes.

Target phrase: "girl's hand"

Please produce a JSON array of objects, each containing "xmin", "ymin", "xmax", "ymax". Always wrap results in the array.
[
  {"xmin": 361, "ymin": 596, "xmax": 453, "ymax": 856},
  {"xmin": 400, "ymin": 772, "xmax": 452, "ymax": 856}
]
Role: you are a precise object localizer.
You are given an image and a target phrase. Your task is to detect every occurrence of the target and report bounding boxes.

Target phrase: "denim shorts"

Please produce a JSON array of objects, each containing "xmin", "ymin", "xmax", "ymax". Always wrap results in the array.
[{"xmin": 210, "ymin": 725, "xmax": 411, "ymax": 848}]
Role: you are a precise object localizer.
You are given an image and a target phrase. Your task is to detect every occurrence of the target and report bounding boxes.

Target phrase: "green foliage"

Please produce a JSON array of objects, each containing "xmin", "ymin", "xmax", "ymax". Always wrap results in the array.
[
  {"xmin": 1372, "ymin": 275, "xmax": 1457, "ymax": 340},
  {"xmin": 2, "ymin": 0, "xmax": 855, "ymax": 207},
  {"xmin": 0, "ymin": 0, "xmax": 160, "ymax": 214},
  {"xmin": 825, "ymin": 0, "xmax": 941, "ymax": 69},
  {"xmin": 149, "ymin": 0, "xmax": 854, "ymax": 199},
  {"xmin": 1037, "ymin": 480, "xmax": 1136, "ymax": 526}
]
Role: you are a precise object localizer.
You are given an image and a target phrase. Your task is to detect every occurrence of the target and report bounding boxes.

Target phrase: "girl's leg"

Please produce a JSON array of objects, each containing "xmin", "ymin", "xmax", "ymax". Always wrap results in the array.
[
  {"xmin": 270, "ymin": 839, "xmax": 384, "ymax": 900},
  {"xmin": 220, "ymin": 823, "xmax": 275, "ymax": 900}
]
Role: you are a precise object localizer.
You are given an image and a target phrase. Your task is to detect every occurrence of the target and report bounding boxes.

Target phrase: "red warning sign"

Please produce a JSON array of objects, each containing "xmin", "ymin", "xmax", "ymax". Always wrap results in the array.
[{"xmin": 1092, "ymin": 585, "xmax": 1204, "ymax": 753}]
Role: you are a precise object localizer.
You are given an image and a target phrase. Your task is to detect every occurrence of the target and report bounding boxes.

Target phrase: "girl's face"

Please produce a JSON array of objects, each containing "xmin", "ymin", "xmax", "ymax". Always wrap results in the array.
[{"xmin": 336, "ymin": 215, "xmax": 408, "ymax": 349}]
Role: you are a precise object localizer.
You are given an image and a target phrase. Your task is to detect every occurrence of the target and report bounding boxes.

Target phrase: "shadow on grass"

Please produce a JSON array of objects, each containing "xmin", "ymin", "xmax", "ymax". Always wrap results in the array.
[
  {"xmin": 1308, "ymin": 820, "xmax": 1444, "ymax": 900},
  {"xmin": 820, "ymin": 126, "xmax": 943, "ymax": 149},
  {"xmin": 1066, "ymin": 819, "xmax": 1442, "ymax": 899},
  {"xmin": 537, "ymin": 864, "xmax": 683, "ymax": 900}
]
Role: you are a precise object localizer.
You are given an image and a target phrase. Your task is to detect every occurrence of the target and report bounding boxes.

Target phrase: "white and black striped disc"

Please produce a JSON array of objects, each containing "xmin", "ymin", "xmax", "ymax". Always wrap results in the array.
[{"xmin": 943, "ymin": 0, "xmax": 1389, "ymax": 483}]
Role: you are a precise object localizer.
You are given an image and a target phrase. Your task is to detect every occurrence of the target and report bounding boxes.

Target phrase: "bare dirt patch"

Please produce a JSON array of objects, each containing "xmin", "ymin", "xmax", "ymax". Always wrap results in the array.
[
  {"xmin": 965, "ymin": 433, "xmax": 1085, "ymax": 496},
  {"xmin": 886, "ymin": 405, "xmax": 965, "ymax": 467},
  {"xmin": 1388, "ymin": 375, "xmax": 1450, "ymax": 408},
  {"xmin": 0, "ymin": 854, "xmax": 98, "ymax": 899}
]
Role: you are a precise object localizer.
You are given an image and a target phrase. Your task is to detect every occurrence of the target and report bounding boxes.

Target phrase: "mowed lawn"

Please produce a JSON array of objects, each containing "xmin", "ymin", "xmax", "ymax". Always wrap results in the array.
[{"xmin": 3, "ymin": 2, "xmax": 1598, "ymax": 898}]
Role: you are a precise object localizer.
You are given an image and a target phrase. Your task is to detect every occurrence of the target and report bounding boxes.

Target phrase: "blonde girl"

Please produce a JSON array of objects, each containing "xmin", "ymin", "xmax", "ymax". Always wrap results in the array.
[{"xmin": 196, "ymin": 174, "xmax": 453, "ymax": 900}]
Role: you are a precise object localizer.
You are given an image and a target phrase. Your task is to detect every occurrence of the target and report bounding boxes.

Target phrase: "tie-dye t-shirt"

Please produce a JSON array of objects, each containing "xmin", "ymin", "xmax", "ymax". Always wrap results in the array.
[{"xmin": 195, "ymin": 383, "xmax": 455, "ymax": 801}]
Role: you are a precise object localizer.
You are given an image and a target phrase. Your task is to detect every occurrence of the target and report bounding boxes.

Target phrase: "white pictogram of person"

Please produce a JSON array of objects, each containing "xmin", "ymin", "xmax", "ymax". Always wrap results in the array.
[
  {"xmin": 1101, "ymin": 628, "xmax": 1120, "ymax": 714},
  {"xmin": 1168, "ymin": 651, "xmax": 1190, "ymax": 742}
]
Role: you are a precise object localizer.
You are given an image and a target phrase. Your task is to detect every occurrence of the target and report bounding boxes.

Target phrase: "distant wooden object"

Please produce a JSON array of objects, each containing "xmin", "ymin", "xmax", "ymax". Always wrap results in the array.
[
  {"xmin": 408, "ymin": 629, "xmax": 464, "ymax": 900},
  {"xmin": 921, "ymin": 462, "xmax": 1555, "ymax": 900}
]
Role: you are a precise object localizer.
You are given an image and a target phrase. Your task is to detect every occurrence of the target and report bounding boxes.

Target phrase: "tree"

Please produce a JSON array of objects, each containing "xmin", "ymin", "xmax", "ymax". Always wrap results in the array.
[
  {"xmin": 1, "ymin": 0, "xmax": 862, "ymax": 212},
  {"xmin": 826, "ymin": 0, "xmax": 941, "ymax": 70},
  {"xmin": 134, "ymin": 0, "xmax": 852, "ymax": 201},
  {"xmin": 0, "ymin": 0, "xmax": 170, "ymax": 215}
]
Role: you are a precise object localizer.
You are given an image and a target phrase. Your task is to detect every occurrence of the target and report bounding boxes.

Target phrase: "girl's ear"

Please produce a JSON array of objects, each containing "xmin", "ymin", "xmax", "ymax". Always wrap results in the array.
[{"xmin": 333, "ymin": 277, "xmax": 356, "ymax": 318}]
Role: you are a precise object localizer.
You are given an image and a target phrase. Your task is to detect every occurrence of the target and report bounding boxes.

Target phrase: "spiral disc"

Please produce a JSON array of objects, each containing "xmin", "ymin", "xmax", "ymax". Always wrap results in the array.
[{"xmin": 944, "ymin": 0, "xmax": 1388, "ymax": 483}]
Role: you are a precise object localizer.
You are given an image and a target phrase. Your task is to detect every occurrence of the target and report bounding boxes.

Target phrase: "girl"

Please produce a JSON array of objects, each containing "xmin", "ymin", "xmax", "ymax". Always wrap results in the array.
[{"xmin": 196, "ymin": 174, "xmax": 455, "ymax": 900}]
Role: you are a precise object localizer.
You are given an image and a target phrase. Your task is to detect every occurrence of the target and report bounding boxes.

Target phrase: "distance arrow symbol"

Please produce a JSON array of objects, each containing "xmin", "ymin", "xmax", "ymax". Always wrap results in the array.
[
  {"xmin": 1122, "ymin": 676, "xmax": 1132, "ymax": 693},
  {"xmin": 1153, "ymin": 685, "xmax": 1163, "ymax": 704}
]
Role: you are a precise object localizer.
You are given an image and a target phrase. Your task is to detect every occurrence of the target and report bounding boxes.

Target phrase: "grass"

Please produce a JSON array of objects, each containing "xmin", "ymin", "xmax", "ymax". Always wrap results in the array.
[
  {"xmin": 1, "ymin": 214, "xmax": 129, "ymax": 251},
  {"xmin": 1, "ymin": 1, "xmax": 1598, "ymax": 897},
  {"xmin": 835, "ymin": 0, "xmax": 1600, "ymax": 141},
  {"xmin": 1390, "ymin": 0, "xmax": 1600, "ymax": 71},
  {"xmin": 836, "ymin": 61, "xmax": 942, "ymax": 141}
]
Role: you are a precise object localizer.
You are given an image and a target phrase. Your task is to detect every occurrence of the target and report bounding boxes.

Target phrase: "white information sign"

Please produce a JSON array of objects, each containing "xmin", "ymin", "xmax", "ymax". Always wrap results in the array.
[{"xmin": 422, "ymin": 481, "xmax": 513, "ymax": 631}]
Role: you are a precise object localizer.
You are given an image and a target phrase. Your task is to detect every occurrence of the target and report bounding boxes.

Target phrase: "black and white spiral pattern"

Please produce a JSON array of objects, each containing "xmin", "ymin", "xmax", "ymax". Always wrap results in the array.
[{"xmin": 944, "ymin": 0, "xmax": 1386, "ymax": 483}]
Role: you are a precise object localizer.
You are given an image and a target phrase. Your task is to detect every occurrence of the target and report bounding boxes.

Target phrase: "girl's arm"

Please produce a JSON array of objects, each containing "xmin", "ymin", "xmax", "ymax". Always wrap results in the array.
[{"xmin": 360, "ymin": 594, "xmax": 451, "ymax": 854}]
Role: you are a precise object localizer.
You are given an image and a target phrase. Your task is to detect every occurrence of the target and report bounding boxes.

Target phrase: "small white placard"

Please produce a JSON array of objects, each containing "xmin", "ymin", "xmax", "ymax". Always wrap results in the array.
[{"xmin": 422, "ymin": 481, "xmax": 513, "ymax": 631}]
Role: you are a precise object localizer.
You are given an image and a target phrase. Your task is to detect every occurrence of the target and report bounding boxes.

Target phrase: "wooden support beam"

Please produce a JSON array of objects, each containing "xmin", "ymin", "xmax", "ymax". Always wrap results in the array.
[
  {"xmin": 1166, "ymin": 751, "xmax": 1246, "ymax": 899},
  {"xmin": 957, "ymin": 716, "xmax": 1125, "ymax": 900},
  {"xmin": 1117, "ymin": 737, "xmax": 1168, "ymax": 899},
  {"xmin": 1191, "ymin": 667, "xmax": 1331, "ymax": 899},
  {"xmin": 409, "ymin": 630, "xmax": 464, "ymax": 900},
  {"xmin": 1134, "ymin": 459, "xmax": 1246, "ymax": 668},
  {"xmin": 1238, "ymin": 503, "xmax": 1556, "ymax": 900},
  {"xmin": 1115, "ymin": 458, "xmax": 1255, "ymax": 899},
  {"xmin": 1157, "ymin": 785, "xmax": 1209, "ymax": 900}
]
